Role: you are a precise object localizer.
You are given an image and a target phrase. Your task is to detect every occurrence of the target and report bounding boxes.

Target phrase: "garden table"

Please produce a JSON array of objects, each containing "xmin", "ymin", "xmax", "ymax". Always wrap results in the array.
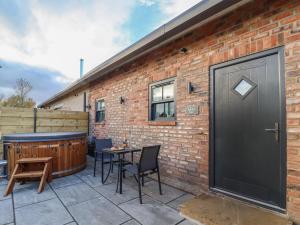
[{"xmin": 102, "ymin": 148, "xmax": 141, "ymax": 194}]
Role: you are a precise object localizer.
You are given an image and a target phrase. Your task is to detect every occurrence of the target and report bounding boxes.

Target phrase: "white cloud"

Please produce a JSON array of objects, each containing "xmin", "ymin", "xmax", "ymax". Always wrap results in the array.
[
  {"xmin": 159, "ymin": 0, "xmax": 201, "ymax": 19},
  {"xmin": 138, "ymin": 0, "xmax": 201, "ymax": 20},
  {"xmin": 0, "ymin": 0, "xmax": 135, "ymax": 83},
  {"xmin": 0, "ymin": 0, "xmax": 201, "ymax": 86},
  {"xmin": 138, "ymin": 0, "xmax": 157, "ymax": 6}
]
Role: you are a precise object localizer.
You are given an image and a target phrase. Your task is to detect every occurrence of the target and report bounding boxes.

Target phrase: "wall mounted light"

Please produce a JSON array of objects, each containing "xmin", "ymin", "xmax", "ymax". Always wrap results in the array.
[
  {"xmin": 120, "ymin": 97, "xmax": 125, "ymax": 104},
  {"xmin": 187, "ymin": 82, "xmax": 195, "ymax": 94},
  {"xmin": 180, "ymin": 47, "xmax": 188, "ymax": 54}
]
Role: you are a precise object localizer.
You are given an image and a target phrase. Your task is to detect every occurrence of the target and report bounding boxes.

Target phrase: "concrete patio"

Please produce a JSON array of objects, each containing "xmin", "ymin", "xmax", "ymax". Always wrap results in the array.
[{"xmin": 0, "ymin": 156, "xmax": 196, "ymax": 225}]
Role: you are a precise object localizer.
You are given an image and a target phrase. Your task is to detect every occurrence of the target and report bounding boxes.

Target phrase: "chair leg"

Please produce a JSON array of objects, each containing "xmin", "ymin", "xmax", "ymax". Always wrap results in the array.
[
  {"xmin": 111, "ymin": 155, "xmax": 114, "ymax": 173},
  {"xmin": 138, "ymin": 174, "xmax": 142, "ymax": 204},
  {"xmin": 142, "ymin": 175, "xmax": 144, "ymax": 186},
  {"xmin": 157, "ymin": 168, "xmax": 162, "ymax": 195},
  {"xmin": 93, "ymin": 157, "xmax": 97, "ymax": 177}
]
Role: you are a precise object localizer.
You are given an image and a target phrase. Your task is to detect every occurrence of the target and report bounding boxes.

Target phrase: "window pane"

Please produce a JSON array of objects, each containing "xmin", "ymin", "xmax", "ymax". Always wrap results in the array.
[
  {"xmin": 100, "ymin": 111, "xmax": 105, "ymax": 121},
  {"xmin": 152, "ymin": 86, "xmax": 162, "ymax": 102},
  {"xmin": 96, "ymin": 111, "xmax": 100, "ymax": 122},
  {"xmin": 100, "ymin": 100, "xmax": 105, "ymax": 109},
  {"xmin": 163, "ymin": 83, "xmax": 174, "ymax": 100},
  {"xmin": 97, "ymin": 100, "xmax": 105, "ymax": 110},
  {"xmin": 153, "ymin": 103, "xmax": 165, "ymax": 119},
  {"xmin": 167, "ymin": 102, "xmax": 175, "ymax": 118},
  {"xmin": 96, "ymin": 111, "xmax": 105, "ymax": 122},
  {"xmin": 152, "ymin": 102, "xmax": 175, "ymax": 120}
]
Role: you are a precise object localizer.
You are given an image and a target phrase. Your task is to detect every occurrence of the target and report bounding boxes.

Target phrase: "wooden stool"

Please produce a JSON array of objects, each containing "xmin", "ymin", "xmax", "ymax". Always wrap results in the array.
[{"xmin": 4, "ymin": 157, "xmax": 52, "ymax": 196}]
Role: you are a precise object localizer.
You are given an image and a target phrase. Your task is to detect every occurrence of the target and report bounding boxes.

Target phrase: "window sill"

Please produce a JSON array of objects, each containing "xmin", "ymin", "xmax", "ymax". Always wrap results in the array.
[
  {"xmin": 148, "ymin": 121, "xmax": 176, "ymax": 126},
  {"xmin": 95, "ymin": 121, "xmax": 106, "ymax": 125}
]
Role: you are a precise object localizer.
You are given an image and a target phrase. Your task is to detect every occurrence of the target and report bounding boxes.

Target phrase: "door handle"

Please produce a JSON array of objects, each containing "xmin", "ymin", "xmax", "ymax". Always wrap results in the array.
[{"xmin": 264, "ymin": 122, "xmax": 279, "ymax": 142}]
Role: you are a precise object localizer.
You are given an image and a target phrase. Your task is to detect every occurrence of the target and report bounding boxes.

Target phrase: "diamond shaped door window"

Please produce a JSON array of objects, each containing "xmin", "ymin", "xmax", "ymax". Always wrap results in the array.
[{"xmin": 232, "ymin": 77, "xmax": 256, "ymax": 99}]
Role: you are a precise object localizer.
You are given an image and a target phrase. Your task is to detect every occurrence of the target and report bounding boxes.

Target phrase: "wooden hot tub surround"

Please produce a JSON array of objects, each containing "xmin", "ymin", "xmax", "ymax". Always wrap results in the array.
[{"xmin": 3, "ymin": 132, "xmax": 87, "ymax": 178}]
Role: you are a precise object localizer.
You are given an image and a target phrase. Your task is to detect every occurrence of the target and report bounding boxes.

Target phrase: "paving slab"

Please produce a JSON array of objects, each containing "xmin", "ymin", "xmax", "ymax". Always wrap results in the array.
[
  {"xmin": 68, "ymin": 197, "xmax": 131, "ymax": 225},
  {"xmin": 0, "ymin": 179, "xmax": 8, "ymax": 186},
  {"xmin": 80, "ymin": 174, "xmax": 113, "ymax": 188},
  {"xmin": 141, "ymin": 181, "xmax": 185, "ymax": 204},
  {"xmin": 180, "ymin": 194, "xmax": 292, "ymax": 225},
  {"xmin": 0, "ymin": 199, "xmax": 13, "ymax": 225},
  {"xmin": 55, "ymin": 182, "xmax": 100, "ymax": 206},
  {"xmin": 122, "ymin": 219, "xmax": 141, "ymax": 225},
  {"xmin": 0, "ymin": 184, "xmax": 11, "ymax": 201},
  {"xmin": 168, "ymin": 193, "xmax": 195, "ymax": 211},
  {"xmin": 65, "ymin": 222, "xmax": 77, "ymax": 225},
  {"xmin": 119, "ymin": 195, "xmax": 183, "ymax": 225},
  {"xmin": 74, "ymin": 168, "xmax": 95, "ymax": 178},
  {"xmin": 15, "ymin": 198, "xmax": 73, "ymax": 225},
  {"xmin": 50, "ymin": 175, "xmax": 82, "ymax": 189},
  {"xmin": 122, "ymin": 175, "xmax": 151, "ymax": 189},
  {"xmin": 178, "ymin": 219, "xmax": 198, "ymax": 225},
  {"xmin": 14, "ymin": 181, "xmax": 39, "ymax": 190},
  {"xmin": 94, "ymin": 182, "xmax": 142, "ymax": 205},
  {"xmin": 13, "ymin": 184, "xmax": 56, "ymax": 208}
]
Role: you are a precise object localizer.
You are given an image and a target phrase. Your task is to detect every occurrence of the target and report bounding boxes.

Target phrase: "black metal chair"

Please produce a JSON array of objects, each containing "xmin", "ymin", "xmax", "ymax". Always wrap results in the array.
[
  {"xmin": 88, "ymin": 136, "xmax": 96, "ymax": 157},
  {"xmin": 93, "ymin": 138, "xmax": 116, "ymax": 176},
  {"xmin": 123, "ymin": 145, "xmax": 162, "ymax": 204},
  {"xmin": 0, "ymin": 160, "xmax": 8, "ymax": 179}
]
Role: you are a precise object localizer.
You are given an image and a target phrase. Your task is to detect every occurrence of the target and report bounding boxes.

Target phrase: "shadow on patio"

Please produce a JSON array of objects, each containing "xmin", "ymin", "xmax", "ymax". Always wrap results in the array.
[{"xmin": 0, "ymin": 156, "xmax": 196, "ymax": 225}]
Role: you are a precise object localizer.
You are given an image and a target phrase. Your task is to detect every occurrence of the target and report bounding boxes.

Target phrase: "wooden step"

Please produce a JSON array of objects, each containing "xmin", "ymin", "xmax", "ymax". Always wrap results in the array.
[
  {"xmin": 13, "ymin": 171, "xmax": 44, "ymax": 179},
  {"xmin": 17, "ymin": 157, "xmax": 53, "ymax": 164}
]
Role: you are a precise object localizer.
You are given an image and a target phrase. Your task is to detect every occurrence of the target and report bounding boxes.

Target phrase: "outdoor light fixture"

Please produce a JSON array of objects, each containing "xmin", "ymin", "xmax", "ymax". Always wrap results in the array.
[
  {"xmin": 180, "ymin": 47, "xmax": 188, "ymax": 54},
  {"xmin": 120, "ymin": 97, "xmax": 125, "ymax": 104},
  {"xmin": 187, "ymin": 82, "xmax": 195, "ymax": 94}
]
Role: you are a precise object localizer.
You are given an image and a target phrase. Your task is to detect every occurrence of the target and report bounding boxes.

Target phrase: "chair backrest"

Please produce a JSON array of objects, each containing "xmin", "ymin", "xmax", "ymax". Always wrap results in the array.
[
  {"xmin": 95, "ymin": 138, "xmax": 112, "ymax": 153},
  {"xmin": 139, "ymin": 145, "xmax": 161, "ymax": 172},
  {"xmin": 88, "ymin": 136, "xmax": 96, "ymax": 145}
]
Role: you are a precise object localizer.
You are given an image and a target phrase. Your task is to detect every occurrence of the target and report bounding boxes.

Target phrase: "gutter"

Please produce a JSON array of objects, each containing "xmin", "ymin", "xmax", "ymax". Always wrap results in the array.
[{"xmin": 39, "ymin": 0, "xmax": 248, "ymax": 108}]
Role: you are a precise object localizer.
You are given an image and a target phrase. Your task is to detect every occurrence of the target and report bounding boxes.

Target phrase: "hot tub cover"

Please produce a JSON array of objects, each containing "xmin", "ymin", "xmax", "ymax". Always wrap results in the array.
[{"xmin": 3, "ymin": 132, "xmax": 86, "ymax": 142}]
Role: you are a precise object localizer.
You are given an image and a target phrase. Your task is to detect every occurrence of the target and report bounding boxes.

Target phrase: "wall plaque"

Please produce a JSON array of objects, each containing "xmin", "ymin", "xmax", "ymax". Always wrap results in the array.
[{"xmin": 186, "ymin": 105, "xmax": 199, "ymax": 115}]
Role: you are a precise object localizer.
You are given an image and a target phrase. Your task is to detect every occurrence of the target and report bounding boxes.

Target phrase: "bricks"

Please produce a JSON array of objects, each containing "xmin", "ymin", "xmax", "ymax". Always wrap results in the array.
[{"xmin": 85, "ymin": 0, "xmax": 300, "ymax": 222}]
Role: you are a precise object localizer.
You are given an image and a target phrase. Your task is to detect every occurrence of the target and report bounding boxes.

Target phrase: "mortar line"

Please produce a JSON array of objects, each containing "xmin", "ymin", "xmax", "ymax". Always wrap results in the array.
[
  {"xmin": 11, "ymin": 192, "xmax": 16, "ymax": 225},
  {"xmin": 49, "ymin": 184, "xmax": 78, "ymax": 225},
  {"xmin": 76, "ymin": 173, "xmax": 140, "ymax": 224}
]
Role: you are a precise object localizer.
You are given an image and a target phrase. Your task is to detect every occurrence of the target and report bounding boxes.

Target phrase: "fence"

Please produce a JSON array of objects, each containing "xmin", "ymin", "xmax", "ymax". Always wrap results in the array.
[{"xmin": 0, "ymin": 107, "xmax": 89, "ymax": 158}]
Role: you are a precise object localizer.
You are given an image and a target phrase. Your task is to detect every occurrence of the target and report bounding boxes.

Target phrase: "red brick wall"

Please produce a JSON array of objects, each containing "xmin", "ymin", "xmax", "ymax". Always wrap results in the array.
[{"xmin": 89, "ymin": 0, "xmax": 300, "ymax": 222}]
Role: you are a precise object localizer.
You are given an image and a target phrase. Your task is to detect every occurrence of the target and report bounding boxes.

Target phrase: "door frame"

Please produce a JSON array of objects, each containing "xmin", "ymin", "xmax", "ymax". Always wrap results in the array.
[{"xmin": 209, "ymin": 46, "xmax": 286, "ymax": 212}]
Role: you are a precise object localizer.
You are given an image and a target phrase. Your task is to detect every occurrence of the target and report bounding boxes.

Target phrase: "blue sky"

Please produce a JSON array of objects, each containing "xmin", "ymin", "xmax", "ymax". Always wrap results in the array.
[{"xmin": 0, "ymin": 0, "xmax": 200, "ymax": 104}]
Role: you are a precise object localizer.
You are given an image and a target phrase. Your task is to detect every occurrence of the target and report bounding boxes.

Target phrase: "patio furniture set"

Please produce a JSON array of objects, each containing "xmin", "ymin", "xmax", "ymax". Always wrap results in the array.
[{"xmin": 93, "ymin": 138, "xmax": 162, "ymax": 204}]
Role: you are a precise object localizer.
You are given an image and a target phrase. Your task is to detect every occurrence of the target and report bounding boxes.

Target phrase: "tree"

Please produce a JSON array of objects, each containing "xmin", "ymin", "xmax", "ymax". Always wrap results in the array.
[
  {"xmin": 15, "ymin": 78, "xmax": 33, "ymax": 106},
  {"xmin": 0, "ymin": 78, "xmax": 36, "ymax": 108}
]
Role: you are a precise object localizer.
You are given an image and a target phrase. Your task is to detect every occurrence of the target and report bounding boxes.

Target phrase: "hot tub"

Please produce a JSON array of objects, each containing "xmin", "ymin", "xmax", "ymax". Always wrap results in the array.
[{"xmin": 3, "ymin": 132, "xmax": 87, "ymax": 178}]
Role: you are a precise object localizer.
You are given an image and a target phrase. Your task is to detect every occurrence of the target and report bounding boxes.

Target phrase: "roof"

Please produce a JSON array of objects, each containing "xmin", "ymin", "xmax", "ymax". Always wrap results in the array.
[{"xmin": 39, "ymin": 0, "xmax": 249, "ymax": 108}]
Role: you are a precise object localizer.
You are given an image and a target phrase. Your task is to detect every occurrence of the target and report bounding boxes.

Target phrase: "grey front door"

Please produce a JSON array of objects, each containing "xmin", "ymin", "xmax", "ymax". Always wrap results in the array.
[{"xmin": 210, "ymin": 48, "xmax": 286, "ymax": 210}]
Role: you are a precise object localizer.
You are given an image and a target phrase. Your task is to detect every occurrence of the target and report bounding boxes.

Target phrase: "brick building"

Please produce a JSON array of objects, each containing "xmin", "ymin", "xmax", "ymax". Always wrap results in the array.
[{"xmin": 40, "ymin": 0, "xmax": 300, "ymax": 222}]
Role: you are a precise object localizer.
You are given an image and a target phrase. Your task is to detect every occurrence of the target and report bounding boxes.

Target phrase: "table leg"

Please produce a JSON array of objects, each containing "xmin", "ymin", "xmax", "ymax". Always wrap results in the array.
[
  {"xmin": 131, "ymin": 152, "xmax": 133, "ymax": 163},
  {"xmin": 101, "ymin": 153, "xmax": 104, "ymax": 184},
  {"xmin": 119, "ymin": 154, "xmax": 122, "ymax": 194}
]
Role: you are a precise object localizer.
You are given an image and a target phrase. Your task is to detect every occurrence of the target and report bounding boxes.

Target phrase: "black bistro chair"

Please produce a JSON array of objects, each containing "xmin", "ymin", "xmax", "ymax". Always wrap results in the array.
[
  {"xmin": 93, "ymin": 138, "xmax": 116, "ymax": 176},
  {"xmin": 123, "ymin": 145, "xmax": 162, "ymax": 204},
  {"xmin": 0, "ymin": 160, "xmax": 8, "ymax": 179}
]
